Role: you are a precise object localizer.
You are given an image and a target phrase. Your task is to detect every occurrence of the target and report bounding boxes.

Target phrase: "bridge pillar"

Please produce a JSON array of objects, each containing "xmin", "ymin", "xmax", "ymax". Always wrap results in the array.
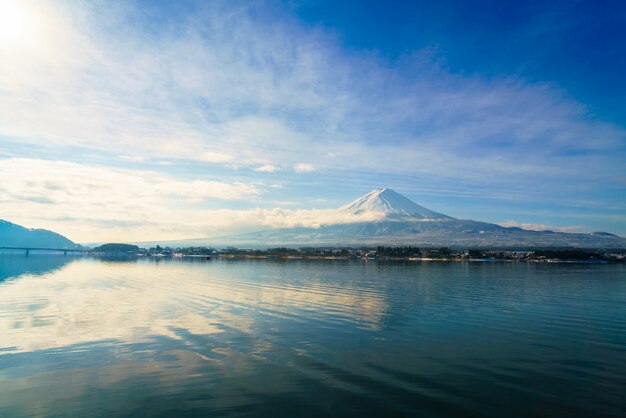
[
  {"xmin": 25, "ymin": 249, "xmax": 29, "ymax": 256},
  {"xmin": 64, "ymin": 250, "xmax": 68, "ymax": 256}
]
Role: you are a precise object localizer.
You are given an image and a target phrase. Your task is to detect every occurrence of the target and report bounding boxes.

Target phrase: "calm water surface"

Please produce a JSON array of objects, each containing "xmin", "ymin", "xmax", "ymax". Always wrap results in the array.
[{"xmin": 0, "ymin": 255, "xmax": 625, "ymax": 417}]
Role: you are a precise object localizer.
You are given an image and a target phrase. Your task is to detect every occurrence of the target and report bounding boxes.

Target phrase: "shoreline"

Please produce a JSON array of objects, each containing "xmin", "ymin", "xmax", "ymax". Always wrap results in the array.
[{"xmin": 157, "ymin": 254, "xmax": 615, "ymax": 264}]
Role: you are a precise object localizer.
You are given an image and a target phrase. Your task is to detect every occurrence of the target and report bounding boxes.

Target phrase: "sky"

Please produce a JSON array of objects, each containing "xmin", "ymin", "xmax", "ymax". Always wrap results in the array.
[{"xmin": 0, "ymin": 0, "xmax": 624, "ymax": 243}]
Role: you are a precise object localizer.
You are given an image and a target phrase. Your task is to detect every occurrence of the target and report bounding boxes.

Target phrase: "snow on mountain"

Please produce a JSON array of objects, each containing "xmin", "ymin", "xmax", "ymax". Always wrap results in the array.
[
  {"xmin": 138, "ymin": 188, "xmax": 626, "ymax": 249},
  {"xmin": 338, "ymin": 188, "xmax": 452, "ymax": 220}
]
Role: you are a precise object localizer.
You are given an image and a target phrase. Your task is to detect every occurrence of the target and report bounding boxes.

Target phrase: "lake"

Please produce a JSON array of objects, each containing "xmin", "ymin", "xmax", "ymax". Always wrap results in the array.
[{"xmin": 0, "ymin": 255, "xmax": 625, "ymax": 417}]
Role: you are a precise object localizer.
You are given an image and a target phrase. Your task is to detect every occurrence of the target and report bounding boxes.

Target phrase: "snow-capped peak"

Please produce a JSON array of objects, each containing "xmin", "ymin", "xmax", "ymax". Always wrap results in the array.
[{"xmin": 339, "ymin": 188, "xmax": 452, "ymax": 220}]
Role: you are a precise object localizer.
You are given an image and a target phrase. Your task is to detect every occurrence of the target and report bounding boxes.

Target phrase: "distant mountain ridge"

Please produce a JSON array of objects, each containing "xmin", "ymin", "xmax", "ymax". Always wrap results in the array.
[
  {"xmin": 8, "ymin": 190, "xmax": 619, "ymax": 251},
  {"xmin": 143, "ymin": 188, "xmax": 626, "ymax": 249},
  {"xmin": 0, "ymin": 219, "xmax": 78, "ymax": 249}
]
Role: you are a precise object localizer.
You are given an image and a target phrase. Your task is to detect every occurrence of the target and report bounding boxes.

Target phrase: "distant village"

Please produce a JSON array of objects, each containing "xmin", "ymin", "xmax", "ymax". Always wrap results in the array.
[{"xmin": 91, "ymin": 243, "xmax": 626, "ymax": 263}]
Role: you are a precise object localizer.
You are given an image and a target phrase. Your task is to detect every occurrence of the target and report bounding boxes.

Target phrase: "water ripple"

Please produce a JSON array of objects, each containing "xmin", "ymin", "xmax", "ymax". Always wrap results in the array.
[{"xmin": 0, "ymin": 257, "xmax": 625, "ymax": 417}]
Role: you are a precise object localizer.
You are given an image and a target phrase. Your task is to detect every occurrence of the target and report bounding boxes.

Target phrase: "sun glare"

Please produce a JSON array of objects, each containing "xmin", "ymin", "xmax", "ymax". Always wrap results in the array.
[{"xmin": 0, "ymin": 0, "xmax": 40, "ymax": 49}]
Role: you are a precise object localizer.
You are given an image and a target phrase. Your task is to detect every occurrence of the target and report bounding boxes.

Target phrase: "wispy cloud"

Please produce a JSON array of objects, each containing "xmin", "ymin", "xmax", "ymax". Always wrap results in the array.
[
  {"xmin": 0, "ymin": 1, "xmax": 624, "ymax": 239},
  {"xmin": 1, "ymin": 0, "xmax": 622, "ymax": 181}
]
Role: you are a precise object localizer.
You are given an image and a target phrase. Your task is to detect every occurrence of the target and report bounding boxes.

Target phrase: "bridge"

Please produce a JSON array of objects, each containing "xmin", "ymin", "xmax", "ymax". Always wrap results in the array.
[{"xmin": 0, "ymin": 247, "xmax": 88, "ymax": 256}]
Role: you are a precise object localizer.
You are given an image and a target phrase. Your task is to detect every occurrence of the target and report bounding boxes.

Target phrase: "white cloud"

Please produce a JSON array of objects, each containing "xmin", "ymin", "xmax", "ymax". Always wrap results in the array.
[
  {"xmin": 255, "ymin": 164, "xmax": 276, "ymax": 173},
  {"xmin": 197, "ymin": 207, "xmax": 385, "ymax": 231},
  {"xmin": 294, "ymin": 163, "xmax": 315, "ymax": 173},
  {"xmin": 0, "ymin": 0, "xmax": 621, "ymax": 186},
  {"xmin": 200, "ymin": 152, "xmax": 233, "ymax": 164},
  {"xmin": 0, "ymin": 1, "xmax": 624, "ymax": 236},
  {"xmin": 499, "ymin": 220, "xmax": 584, "ymax": 233},
  {"xmin": 118, "ymin": 155, "xmax": 147, "ymax": 163},
  {"xmin": 0, "ymin": 158, "xmax": 261, "ymax": 242}
]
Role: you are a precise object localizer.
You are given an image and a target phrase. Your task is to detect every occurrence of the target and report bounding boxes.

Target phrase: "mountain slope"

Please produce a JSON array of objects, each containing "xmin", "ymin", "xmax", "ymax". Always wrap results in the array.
[
  {"xmin": 0, "ymin": 220, "xmax": 79, "ymax": 249},
  {"xmin": 211, "ymin": 189, "xmax": 626, "ymax": 249}
]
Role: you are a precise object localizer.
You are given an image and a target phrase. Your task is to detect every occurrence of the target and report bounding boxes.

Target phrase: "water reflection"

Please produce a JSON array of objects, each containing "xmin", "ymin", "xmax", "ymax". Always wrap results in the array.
[
  {"xmin": 0, "ymin": 258, "xmax": 625, "ymax": 417},
  {"xmin": 0, "ymin": 258, "xmax": 389, "ymax": 354},
  {"xmin": 0, "ymin": 254, "xmax": 74, "ymax": 282}
]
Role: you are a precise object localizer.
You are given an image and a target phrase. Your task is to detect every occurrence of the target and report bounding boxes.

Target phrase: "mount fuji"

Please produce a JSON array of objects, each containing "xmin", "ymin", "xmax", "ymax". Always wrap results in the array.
[
  {"xmin": 338, "ymin": 188, "xmax": 452, "ymax": 220},
  {"xmin": 205, "ymin": 188, "xmax": 624, "ymax": 249}
]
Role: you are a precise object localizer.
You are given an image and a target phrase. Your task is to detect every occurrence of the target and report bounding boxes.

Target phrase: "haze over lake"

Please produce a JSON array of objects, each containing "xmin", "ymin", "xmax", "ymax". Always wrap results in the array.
[{"xmin": 1, "ymin": 255, "xmax": 624, "ymax": 417}]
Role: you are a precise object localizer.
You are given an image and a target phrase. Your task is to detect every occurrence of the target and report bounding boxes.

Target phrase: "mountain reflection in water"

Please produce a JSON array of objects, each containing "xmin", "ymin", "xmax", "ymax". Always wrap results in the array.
[{"xmin": 0, "ymin": 254, "xmax": 74, "ymax": 282}]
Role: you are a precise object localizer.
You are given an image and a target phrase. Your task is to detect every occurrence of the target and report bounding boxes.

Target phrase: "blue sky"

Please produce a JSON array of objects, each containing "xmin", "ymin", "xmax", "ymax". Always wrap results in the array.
[
  {"xmin": 0, "ymin": 0, "xmax": 624, "ymax": 242},
  {"xmin": 292, "ymin": 0, "xmax": 626, "ymax": 123}
]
